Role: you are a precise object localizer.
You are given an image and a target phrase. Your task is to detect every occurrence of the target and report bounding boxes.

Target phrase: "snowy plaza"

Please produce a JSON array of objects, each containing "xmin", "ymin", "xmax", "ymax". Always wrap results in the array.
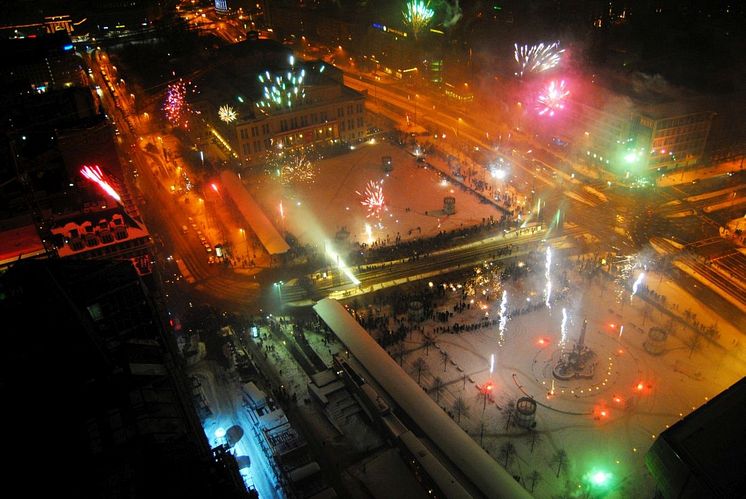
[
  {"xmin": 318, "ymin": 250, "xmax": 745, "ymax": 498},
  {"xmin": 246, "ymin": 140, "xmax": 508, "ymax": 250}
]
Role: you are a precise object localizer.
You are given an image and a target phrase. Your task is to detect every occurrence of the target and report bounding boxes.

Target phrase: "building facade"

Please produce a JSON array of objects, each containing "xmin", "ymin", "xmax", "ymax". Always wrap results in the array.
[
  {"xmin": 202, "ymin": 58, "xmax": 367, "ymax": 166},
  {"xmin": 234, "ymin": 85, "xmax": 366, "ymax": 164}
]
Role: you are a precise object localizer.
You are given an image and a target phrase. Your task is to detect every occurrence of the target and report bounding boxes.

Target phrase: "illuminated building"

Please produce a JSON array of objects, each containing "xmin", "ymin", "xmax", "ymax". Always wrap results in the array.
[
  {"xmin": 195, "ymin": 41, "xmax": 366, "ymax": 166},
  {"xmin": 558, "ymin": 73, "xmax": 736, "ymax": 173}
]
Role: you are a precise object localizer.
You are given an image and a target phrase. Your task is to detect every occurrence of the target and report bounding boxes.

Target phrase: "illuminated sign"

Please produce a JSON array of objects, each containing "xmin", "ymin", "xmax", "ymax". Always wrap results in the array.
[{"xmin": 371, "ymin": 23, "xmax": 407, "ymax": 37}]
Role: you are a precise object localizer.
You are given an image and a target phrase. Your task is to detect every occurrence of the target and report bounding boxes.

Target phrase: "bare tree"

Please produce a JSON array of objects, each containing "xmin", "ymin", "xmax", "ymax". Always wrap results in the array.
[
  {"xmin": 421, "ymin": 334, "xmax": 437, "ymax": 356},
  {"xmin": 502, "ymin": 399, "xmax": 517, "ymax": 430},
  {"xmin": 452, "ymin": 396, "xmax": 469, "ymax": 424},
  {"xmin": 527, "ymin": 470, "xmax": 541, "ymax": 493},
  {"xmin": 551, "ymin": 449, "xmax": 568, "ymax": 478},
  {"xmin": 431, "ymin": 376, "xmax": 445, "ymax": 402},
  {"xmin": 526, "ymin": 428, "xmax": 542, "ymax": 454},
  {"xmin": 498, "ymin": 441, "xmax": 517, "ymax": 469},
  {"xmin": 412, "ymin": 357, "xmax": 428, "ymax": 385},
  {"xmin": 684, "ymin": 329, "xmax": 703, "ymax": 359},
  {"xmin": 441, "ymin": 349, "xmax": 450, "ymax": 372}
]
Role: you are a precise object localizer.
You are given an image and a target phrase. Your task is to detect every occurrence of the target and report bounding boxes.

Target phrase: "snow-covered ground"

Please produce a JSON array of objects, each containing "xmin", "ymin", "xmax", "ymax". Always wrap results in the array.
[{"xmin": 246, "ymin": 141, "xmax": 506, "ymax": 249}]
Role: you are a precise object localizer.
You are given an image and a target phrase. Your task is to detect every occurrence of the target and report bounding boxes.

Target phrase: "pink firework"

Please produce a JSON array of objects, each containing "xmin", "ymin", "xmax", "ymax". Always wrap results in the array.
[
  {"xmin": 536, "ymin": 79, "xmax": 569, "ymax": 117},
  {"xmin": 163, "ymin": 80, "xmax": 191, "ymax": 128},
  {"xmin": 80, "ymin": 165, "xmax": 122, "ymax": 202},
  {"xmin": 357, "ymin": 180, "xmax": 385, "ymax": 218}
]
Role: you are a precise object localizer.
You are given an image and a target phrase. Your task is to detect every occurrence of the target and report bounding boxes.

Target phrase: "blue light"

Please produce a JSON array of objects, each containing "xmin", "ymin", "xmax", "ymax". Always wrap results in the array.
[{"xmin": 63, "ymin": 44, "xmax": 74, "ymax": 51}]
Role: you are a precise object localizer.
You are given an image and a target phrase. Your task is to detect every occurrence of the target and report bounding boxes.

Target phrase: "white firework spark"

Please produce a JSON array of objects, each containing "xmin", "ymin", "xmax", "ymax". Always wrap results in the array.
[
  {"xmin": 490, "ymin": 353, "xmax": 495, "ymax": 374},
  {"xmin": 544, "ymin": 246, "xmax": 552, "ymax": 308},
  {"xmin": 514, "ymin": 41, "xmax": 564, "ymax": 77},
  {"xmin": 632, "ymin": 271, "xmax": 645, "ymax": 298},
  {"xmin": 218, "ymin": 105, "xmax": 237, "ymax": 124},
  {"xmin": 560, "ymin": 307, "xmax": 568, "ymax": 348},
  {"xmin": 498, "ymin": 290, "xmax": 508, "ymax": 345},
  {"xmin": 357, "ymin": 180, "xmax": 386, "ymax": 218}
]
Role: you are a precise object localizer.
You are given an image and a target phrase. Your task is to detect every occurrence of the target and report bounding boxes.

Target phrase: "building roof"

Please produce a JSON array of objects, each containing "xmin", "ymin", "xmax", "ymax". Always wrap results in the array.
[
  {"xmin": 646, "ymin": 376, "xmax": 746, "ymax": 498},
  {"xmin": 313, "ymin": 298, "xmax": 531, "ymax": 499},
  {"xmin": 0, "ymin": 224, "xmax": 46, "ymax": 268},
  {"xmin": 219, "ymin": 170, "xmax": 290, "ymax": 255}
]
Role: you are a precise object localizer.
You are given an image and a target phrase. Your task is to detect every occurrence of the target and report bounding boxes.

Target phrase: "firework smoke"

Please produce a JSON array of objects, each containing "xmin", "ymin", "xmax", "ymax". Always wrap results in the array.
[
  {"xmin": 443, "ymin": 0, "xmax": 462, "ymax": 27},
  {"xmin": 560, "ymin": 307, "xmax": 568, "ymax": 348}
]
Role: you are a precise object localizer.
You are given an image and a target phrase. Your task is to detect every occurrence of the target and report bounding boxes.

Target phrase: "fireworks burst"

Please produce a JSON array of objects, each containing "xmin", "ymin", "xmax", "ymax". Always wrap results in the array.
[
  {"xmin": 163, "ymin": 80, "xmax": 192, "ymax": 128},
  {"xmin": 403, "ymin": 0, "xmax": 435, "ymax": 39},
  {"xmin": 537, "ymin": 80, "xmax": 569, "ymax": 117},
  {"xmin": 80, "ymin": 165, "xmax": 121, "ymax": 203},
  {"xmin": 268, "ymin": 151, "xmax": 315, "ymax": 184},
  {"xmin": 632, "ymin": 271, "xmax": 645, "ymax": 298},
  {"xmin": 256, "ymin": 67, "xmax": 307, "ymax": 113},
  {"xmin": 560, "ymin": 307, "xmax": 568, "ymax": 348},
  {"xmin": 544, "ymin": 246, "xmax": 553, "ymax": 308},
  {"xmin": 465, "ymin": 260, "xmax": 502, "ymax": 299},
  {"xmin": 357, "ymin": 180, "xmax": 386, "ymax": 218},
  {"xmin": 498, "ymin": 290, "xmax": 508, "ymax": 345},
  {"xmin": 514, "ymin": 41, "xmax": 564, "ymax": 77},
  {"xmin": 218, "ymin": 105, "xmax": 237, "ymax": 124}
]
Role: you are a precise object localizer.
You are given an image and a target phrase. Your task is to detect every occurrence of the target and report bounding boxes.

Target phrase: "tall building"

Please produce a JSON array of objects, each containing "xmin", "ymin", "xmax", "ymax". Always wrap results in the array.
[
  {"xmin": 0, "ymin": 62, "xmax": 151, "ymax": 273},
  {"xmin": 0, "ymin": 259, "xmax": 250, "ymax": 498},
  {"xmin": 555, "ymin": 72, "xmax": 740, "ymax": 173},
  {"xmin": 0, "ymin": 31, "xmax": 85, "ymax": 93}
]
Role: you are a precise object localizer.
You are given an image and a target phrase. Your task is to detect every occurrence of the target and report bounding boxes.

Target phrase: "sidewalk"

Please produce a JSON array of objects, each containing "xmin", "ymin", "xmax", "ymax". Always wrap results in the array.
[{"xmin": 658, "ymin": 160, "xmax": 744, "ymax": 187}]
